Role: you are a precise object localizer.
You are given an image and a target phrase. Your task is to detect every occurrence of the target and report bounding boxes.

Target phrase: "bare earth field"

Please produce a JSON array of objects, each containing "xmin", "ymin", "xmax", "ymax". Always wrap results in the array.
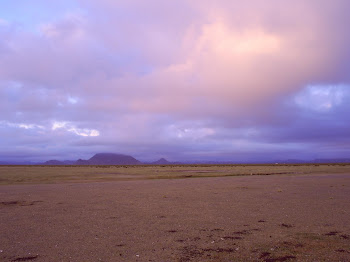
[{"xmin": 0, "ymin": 165, "xmax": 350, "ymax": 261}]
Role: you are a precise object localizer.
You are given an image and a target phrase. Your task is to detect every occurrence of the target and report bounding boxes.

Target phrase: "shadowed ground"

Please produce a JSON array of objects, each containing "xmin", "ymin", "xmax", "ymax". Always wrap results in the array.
[{"xmin": 0, "ymin": 166, "xmax": 350, "ymax": 261}]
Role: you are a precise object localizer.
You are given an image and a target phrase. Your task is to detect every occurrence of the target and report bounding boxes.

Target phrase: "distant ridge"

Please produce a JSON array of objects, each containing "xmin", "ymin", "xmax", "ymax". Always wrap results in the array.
[
  {"xmin": 151, "ymin": 158, "xmax": 171, "ymax": 165},
  {"xmin": 313, "ymin": 158, "xmax": 350, "ymax": 163},
  {"xmin": 0, "ymin": 161, "xmax": 37, "ymax": 165},
  {"xmin": 44, "ymin": 160, "xmax": 65, "ymax": 165},
  {"xmin": 43, "ymin": 160, "xmax": 75, "ymax": 165},
  {"xmin": 75, "ymin": 153, "xmax": 141, "ymax": 165},
  {"xmin": 14, "ymin": 155, "xmax": 350, "ymax": 166},
  {"xmin": 42, "ymin": 154, "xmax": 175, "ymax": 165}
]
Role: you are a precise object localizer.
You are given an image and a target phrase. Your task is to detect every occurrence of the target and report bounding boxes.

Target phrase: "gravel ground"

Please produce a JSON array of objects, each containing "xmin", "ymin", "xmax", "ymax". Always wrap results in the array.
[{"xmin": 1, "ymin": 173, "xmax": 350, "ymax": 261}]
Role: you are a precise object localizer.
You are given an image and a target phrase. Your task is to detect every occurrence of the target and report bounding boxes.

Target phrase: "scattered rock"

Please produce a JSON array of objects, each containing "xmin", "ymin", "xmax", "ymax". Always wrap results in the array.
[
  {"xmin": 280, "ymin": 224, "xmax": 294, "ymax": 228},
  {"xmin": 12, "ymin": 255, "xmax": 38, "ymax": 261},
  {"xmin": 324, "ymin": 231, "xmax": 339, "ymax": 236}
]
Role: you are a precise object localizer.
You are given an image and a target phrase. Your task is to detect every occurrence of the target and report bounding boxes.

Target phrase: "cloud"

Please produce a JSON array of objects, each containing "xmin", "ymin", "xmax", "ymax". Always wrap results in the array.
[
  {"xmin": 294, "ymin": 84, "xmax": 347, "ymax": 112},
  {"xmin": 1, "ymin": 0, "xmax": 350, "ymax": 161},
  {"xmin": 0, "ymin": 121, "xmax": 44, "ymax": 130},
  {"xmin": 52, "ymin": 121, "xmax": 99, "ymax": 137},
  {"xmin": 0, "ymin": 18, "xmax": 8, "ymax": 26}
]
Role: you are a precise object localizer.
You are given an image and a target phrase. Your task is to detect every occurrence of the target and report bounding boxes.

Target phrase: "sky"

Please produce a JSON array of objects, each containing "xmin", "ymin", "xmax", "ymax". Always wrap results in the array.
[{"xmin": 1, "ymin": 0, "xmax": 350, "ymax": 162}]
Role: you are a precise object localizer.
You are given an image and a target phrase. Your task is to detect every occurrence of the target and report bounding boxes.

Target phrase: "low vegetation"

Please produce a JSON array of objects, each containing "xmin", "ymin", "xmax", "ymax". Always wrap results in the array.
[{"xmin": 0, "ymin": 163, "xmax": 350, "ymax": 185}]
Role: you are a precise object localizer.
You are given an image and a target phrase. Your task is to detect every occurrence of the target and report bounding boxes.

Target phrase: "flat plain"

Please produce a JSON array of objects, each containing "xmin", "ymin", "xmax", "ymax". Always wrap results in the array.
[
  {"xmin": 1, "ymin": 164, "xmax": 350, "ymax": 185},
  {"xmin": 0, "ymin": 164, "xmax": 350, "ymax": 261}
]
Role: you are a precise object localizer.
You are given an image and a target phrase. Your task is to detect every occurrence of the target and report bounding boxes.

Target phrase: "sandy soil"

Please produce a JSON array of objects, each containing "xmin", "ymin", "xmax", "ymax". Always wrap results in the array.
[
  {"xmin": 1, "ymin": 173, "xmax": 350, "ymax": 261},
  {"xmin": 2, "ymin": 164, "xmax": 350, "ymax": 185}
]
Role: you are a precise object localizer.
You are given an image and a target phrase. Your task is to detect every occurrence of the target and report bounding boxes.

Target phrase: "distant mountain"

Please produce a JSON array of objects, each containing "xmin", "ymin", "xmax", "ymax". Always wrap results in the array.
[
  {"xmin": 0, "ymin": 161, "xmax": 37, "ymax": 165},
  {"xmin": 75, "ymin": 159, "xmax": 88, "ymax": 165},
  {"xmin": 313, "ymin": 158, "xmax": 350, "ymax": 163},
  {"xmin": 63, "ymin": 160, "xmax": 75, "ymax": 165},
  {"xmin": 42, "ymin": 160, "xmax": 75, "ymax": 165},
  {"xmin": 273, "ymin": 159, "xmax": 306, "ymax": 164},
  {"xmin": 75, "ymin": 153, "xmax": 141, "ymax": 165},
  {"xmin": 4, "ymin": 154, "xmax": 350, "ymax": 166},
  {"xmin": 43, "ymin": 160, "xmax": 65, "ymax": 165},
  {"xmin": 151, "ymin": 158, "xmax": 171, "ymax": 165},
  {"xmin": 273, "ymin": 158, "xmax": 350, "ymax": 164}
]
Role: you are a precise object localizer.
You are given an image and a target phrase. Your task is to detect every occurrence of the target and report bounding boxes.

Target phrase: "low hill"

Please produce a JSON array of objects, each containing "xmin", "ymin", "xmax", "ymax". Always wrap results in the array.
[
  {"xmin": 43, "ymin": 160, "xmax": 65, "ymax": 165},
  {"xmin": 152, "ymin": 158, "xmax": 171, "ymax": 165},
  {"xmin": 313, "ymin": 158, "xmax": 350, "ymax": 163}
]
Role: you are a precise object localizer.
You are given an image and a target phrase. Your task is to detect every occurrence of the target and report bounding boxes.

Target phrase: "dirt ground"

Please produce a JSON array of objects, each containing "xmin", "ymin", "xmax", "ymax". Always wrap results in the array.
[
  {"xmin": 1, "ymin": 172, "xmax": 350, "ymax": 261},
  {"xmin": 1, "ymin": 164, "xmax": 350, "ymax": 185}
]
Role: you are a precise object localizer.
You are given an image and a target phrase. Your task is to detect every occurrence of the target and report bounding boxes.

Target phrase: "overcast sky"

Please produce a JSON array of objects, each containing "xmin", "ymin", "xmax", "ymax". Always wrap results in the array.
[{"xmin": 1, "ymin": 0, "xmax": 350, "ymax": 162}]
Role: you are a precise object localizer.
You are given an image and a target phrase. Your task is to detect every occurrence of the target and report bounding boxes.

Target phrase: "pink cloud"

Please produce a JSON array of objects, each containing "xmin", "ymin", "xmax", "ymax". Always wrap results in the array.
[{"xmin": 1, "ymin": 0, "xmax": 350, "ymax": 161}]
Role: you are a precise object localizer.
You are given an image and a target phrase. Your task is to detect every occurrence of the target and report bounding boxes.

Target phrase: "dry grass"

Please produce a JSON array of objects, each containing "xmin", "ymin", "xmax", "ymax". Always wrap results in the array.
[{"xmin": 1, "ymin": 163, "xmax": 350, "ymax": 185}]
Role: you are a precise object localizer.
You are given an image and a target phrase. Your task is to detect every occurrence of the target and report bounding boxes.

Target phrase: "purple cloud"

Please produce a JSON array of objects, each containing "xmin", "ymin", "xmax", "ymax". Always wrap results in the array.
[{"xmin": 1, "ymin": 0, "xmax": 350, "ymax": 162}]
